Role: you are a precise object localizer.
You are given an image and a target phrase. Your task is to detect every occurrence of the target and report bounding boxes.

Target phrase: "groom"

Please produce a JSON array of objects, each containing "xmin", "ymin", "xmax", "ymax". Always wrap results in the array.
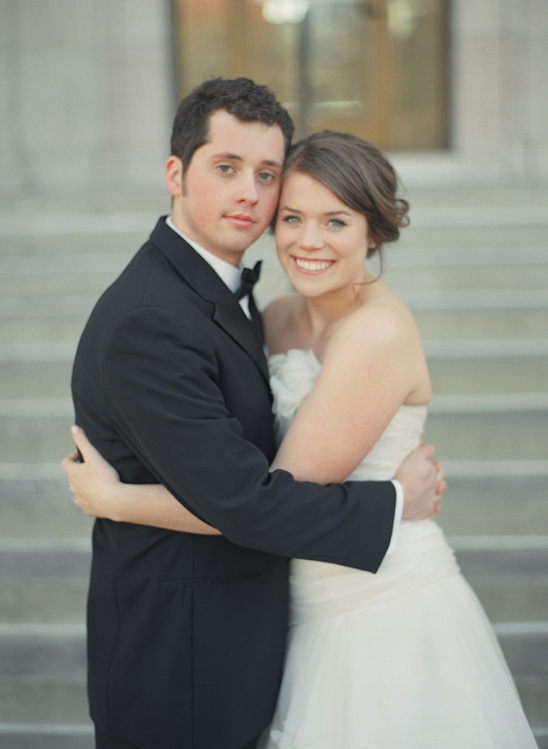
[{"xmin": 70, "ymin": 78, "xmax": 443, "ymax": 749}]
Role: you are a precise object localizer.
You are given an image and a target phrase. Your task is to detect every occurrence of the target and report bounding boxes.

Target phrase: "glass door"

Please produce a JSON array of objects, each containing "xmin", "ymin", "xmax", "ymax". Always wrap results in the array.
[{"xmin": 173, "ymin": 0, "xmax": 448, "ymax": 149}]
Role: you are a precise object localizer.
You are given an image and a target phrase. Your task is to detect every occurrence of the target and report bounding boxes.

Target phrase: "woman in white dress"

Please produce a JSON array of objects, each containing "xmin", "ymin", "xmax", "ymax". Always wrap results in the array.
[{"xmin": 63, "ymin": 131, "xmax": 537, "ymax": 748}]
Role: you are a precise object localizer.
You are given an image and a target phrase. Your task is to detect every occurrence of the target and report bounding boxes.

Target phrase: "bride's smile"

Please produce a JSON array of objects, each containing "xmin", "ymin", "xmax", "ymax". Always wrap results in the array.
[{"xmin": 293, "ymin": 257, "xmax": 334, "ymax": 273}]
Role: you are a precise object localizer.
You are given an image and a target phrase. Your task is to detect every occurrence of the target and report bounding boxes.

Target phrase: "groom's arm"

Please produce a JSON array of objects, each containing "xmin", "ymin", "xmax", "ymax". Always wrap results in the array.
[{"xmin": 102, "ymin": 309, "xmax": 435, "ymax": 572}]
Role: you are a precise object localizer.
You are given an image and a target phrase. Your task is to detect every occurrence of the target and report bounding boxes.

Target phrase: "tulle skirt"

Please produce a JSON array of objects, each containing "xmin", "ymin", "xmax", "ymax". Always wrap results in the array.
[{"xmin": 258, "ymin": 520, "xmax": 537, "ymax": 749}]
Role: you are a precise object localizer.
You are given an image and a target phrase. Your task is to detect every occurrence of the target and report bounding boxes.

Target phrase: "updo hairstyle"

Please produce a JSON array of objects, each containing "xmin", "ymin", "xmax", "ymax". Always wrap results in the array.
[{"xmin": 277, "ymin": 130, "xmax": 410, "ymax": 262}]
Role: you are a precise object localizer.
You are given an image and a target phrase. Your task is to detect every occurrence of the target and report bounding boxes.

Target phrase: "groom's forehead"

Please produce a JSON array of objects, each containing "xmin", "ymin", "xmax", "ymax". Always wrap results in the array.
[{"xmin": 200, "ymin": 110, "xmax": 285, "ymax": 161}]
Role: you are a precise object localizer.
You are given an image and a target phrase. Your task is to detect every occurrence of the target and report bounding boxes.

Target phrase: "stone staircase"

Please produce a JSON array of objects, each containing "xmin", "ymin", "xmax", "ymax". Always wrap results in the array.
[{"xmin": 0, "ymin": 188, "xmax": 547, "ymax": 748}]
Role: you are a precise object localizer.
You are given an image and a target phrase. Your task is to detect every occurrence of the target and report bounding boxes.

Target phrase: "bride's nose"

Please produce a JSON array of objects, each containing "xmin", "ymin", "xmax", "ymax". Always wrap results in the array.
[{"xmin": 297, "ymin": 224, "xmax": 324, "ymax": 251}]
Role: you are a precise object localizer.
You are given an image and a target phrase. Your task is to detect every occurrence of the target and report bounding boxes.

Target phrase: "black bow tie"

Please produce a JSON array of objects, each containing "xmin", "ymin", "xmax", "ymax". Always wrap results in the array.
[{"xmin": 235, "ymin": 260, "xmax": 262, "ymax": 300}]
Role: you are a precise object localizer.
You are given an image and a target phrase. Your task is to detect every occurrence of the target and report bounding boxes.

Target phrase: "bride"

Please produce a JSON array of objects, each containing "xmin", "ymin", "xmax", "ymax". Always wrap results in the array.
[{"xmin": 63, "ymin": 131, "xmax": 537, "ymax": 747}]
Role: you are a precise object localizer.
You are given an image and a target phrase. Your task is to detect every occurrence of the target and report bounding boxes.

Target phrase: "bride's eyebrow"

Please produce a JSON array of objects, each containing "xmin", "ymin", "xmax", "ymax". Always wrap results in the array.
[{"xmin": 279, "ymin": 207, "xmax": 352, "ymax": 217}]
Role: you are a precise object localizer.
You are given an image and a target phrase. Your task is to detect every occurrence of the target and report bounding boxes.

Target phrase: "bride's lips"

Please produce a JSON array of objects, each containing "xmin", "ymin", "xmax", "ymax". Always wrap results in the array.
[
  {"xmin": 225, "ymin": 213, "xmax": 255, "ymax": 228},
  {"xmin": 293, "ymin": 257, "xmax": 335, "ymax": 274}
]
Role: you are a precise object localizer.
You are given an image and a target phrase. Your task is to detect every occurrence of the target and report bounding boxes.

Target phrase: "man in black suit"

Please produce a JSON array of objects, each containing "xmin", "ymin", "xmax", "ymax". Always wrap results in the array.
[{"xmin": 71, "ymin": 78, "xmax": 442, "ymax": 749}]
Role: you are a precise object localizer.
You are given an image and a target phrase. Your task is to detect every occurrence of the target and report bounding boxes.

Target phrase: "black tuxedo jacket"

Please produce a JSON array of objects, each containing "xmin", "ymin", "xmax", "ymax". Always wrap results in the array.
[{"xmin": 71, "ymin": 218, "xmax": 396, "ymax": 749}]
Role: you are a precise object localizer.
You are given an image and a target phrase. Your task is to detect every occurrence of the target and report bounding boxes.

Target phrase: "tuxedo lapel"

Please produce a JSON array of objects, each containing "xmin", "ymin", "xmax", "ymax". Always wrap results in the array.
[
  {"xmin": 150, "ymin": 218, "xmax": 270, "ymax": 384},
  {"xmin": 248, "ymin": 292, "xmax": 265, "ymax": 345},
  {"xmin": 213, "ymin": 291, "xmax": 270, "ymax": 383}
]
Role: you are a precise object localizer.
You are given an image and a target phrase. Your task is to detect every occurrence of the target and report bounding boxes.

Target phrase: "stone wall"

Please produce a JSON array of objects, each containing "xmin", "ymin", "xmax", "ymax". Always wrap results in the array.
[
  {"xmin": 0, "ymin": 0, "xmax": 173, "ymax": 197},
  {"xmin": 393, "ymin": 0, "xmax": 548, "ymax": 187},
  {"xmin": 1, "ymin": 0, "xmax": 547, "ymax": 196}
]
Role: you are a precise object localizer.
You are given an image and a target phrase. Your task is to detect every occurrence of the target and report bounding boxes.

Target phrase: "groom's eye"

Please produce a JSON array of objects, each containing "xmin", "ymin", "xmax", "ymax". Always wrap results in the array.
[{"xmin": 257, "ymin": 171, "xmax": 276, "ymax": 184}]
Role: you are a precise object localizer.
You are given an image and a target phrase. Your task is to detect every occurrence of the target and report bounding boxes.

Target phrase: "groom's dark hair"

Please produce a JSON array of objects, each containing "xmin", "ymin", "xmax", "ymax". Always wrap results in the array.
[{"xmin": 170, "ymin": 77, "xmax": 294, "ymax": 172}]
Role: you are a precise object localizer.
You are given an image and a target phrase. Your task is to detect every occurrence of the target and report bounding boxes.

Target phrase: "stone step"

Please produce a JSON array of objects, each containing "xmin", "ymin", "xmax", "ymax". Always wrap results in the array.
[
  {"xmin": 0, "ymin": 625, "xmax": 88, "ymax": 726},
  {"xmin": 3, "ymin": 287, "xmax": 545, "ymax": 316},
  {"xmin": 4, "ymin": 239, "xmax": 540, "ymax": 306},
  {"xmin": 1, "ymin": 340, "xmax": 547, "ymax": 398},
  {"xmin": 5, "ymin": 262, "xmax": 548, "ymax": 299},
  {"xmin": 424, "ymin": 393, "xmax": 548, "ymax": 462},
  {"xmin": 2, "ymin": 246, "xmax": 548, "ymax": 297},
  {"xmin": 0, "ymin": 352, "xmax": 74, "ymax": 399},
  {"xmin": 452, "ymin": 537, "xmax": 548, "ymax": 622},
  {"xmin": 0, "ymin": 540, "xmax": 90, "ymax": 624},
  {"xmin": 0, "ymin": 203, "xmax": 545, "ymax": 248},
  {"xmin": 1, "ymin": 639, "xmax": 544, "ymax": 746},
  {"xmin": 384, "ymin": 243, "xmax": 548, "ymax": 269},
  {"xmin": 0, "ymin": 400, "xmax": 75, "ymax": 463},
  {"xmin": 414, "ymin": 306, "xmax": 548, "ymax": 340},
  {"xmin": 0, "ymin": 195, "xmax": 544, "ymax": 243},
  {"xmin": 1, "ymin": 302, "xmax": 547, "ymax": 345},
  {"xmin": 0, "ymin": 317, "xmax": 88, "ymax": 346},
  {"xmin": 493, "ymin": 623, "xmax": 548, "ymax": 732},
  {"xmin": 428, "ymin": 351, "xmax": 548, "ymax": 394},
  {"xmin": 0, "ymin": 464, "xmax": 96, "ymax": 540},
  {"xmin": 400, "ymin": 223, "xmax": 548, "ymax": 250},
  {"xmin": 1, "ymin": 394, "xmax": 546, "ymax": 463},
  {"xmin": 1, "ymin": 462, "xmax": 546, "ymax": 541},
  {"xmin": 386, "ymin": 263, "xmax": 548, "ymax": 292},
  {"xmin": 1, "ymin": 537, "xmax": 547, "ymax": 622},
  {"xmin": 436, "ymin": 463, "xmax": 548, "ymax": 537},
  {"xmin": 0, "ymin": 725, "xmax": 93, "ymax": 749},
  {"xmin": 2, "ymin": 723, "xmax": 546, "ymax": 749},
  {"xmin": 0, "ymin": 621, "xmax": 545, "ymax": 735},
  {"xmin": 0, "ymin": 270, "xmax": 125, "ymax": 299}
]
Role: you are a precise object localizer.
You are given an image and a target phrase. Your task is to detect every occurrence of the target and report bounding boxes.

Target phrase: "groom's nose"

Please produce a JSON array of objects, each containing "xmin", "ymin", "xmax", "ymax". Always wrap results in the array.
[{"xmin": 235, "ymin": 171, "xmax": 259, "ymax": 205}]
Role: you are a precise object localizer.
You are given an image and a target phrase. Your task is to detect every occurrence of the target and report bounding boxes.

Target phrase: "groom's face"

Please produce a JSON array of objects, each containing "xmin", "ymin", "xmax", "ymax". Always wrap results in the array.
[{"xmin": 166, "ymin": 109, "xmax": 285, "ymax": 266}]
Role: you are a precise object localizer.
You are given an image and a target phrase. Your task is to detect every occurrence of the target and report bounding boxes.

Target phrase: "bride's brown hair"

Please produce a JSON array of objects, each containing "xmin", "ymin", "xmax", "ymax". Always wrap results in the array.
[{"xmin": 274, "ymin": 130, "xmax": 409, "ymax": 263}]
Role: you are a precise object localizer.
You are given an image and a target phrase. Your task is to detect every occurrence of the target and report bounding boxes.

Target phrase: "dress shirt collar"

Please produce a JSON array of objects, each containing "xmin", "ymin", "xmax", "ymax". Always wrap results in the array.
[{"xmin": 166, "ymin": 216, "xmax": 242, "ymax": 293}]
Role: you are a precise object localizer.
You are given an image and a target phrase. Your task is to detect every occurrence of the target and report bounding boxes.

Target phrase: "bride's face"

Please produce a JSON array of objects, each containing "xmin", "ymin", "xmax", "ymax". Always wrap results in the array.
[{"xmin": 275, "ymin": 171, "xmax": 371, "ymax": 300}]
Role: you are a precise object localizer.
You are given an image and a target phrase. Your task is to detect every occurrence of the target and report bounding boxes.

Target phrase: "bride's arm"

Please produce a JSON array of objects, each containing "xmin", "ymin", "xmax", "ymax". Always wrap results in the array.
[
  {"xmin": 271, "ymin": 302, "xmax": 430, "ymax": 483},
  {"xmin": 62, "ymin": 426, "xmax": 220, "ymax": 534}
]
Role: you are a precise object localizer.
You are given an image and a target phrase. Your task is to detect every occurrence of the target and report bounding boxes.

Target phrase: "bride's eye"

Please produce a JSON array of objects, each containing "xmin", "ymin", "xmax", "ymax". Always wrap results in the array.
[{"xmin": 281, "ymin": 215, "xmax": 301, "ymax": 225}]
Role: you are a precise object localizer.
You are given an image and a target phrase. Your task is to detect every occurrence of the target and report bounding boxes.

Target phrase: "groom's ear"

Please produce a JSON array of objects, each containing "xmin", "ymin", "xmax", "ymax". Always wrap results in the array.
[{"xmin": 165, "ymin": 156, "xmax": 183, "ymax": 198}]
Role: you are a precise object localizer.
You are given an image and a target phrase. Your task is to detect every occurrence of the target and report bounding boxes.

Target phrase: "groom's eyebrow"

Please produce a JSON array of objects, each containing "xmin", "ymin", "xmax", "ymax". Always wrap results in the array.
[{"xmin": 212, "ymin": 151, "xmax": 283, "ymax": 169}]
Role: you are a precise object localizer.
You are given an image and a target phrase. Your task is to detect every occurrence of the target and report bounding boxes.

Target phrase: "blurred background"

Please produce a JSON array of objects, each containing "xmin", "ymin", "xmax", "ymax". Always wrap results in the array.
[{"xmin": 0, "ymin": 1, "xmax": 547, "ymax": 747}]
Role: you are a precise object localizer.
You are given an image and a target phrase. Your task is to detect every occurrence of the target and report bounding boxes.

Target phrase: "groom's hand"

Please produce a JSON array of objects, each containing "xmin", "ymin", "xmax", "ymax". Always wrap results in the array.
[{"xmin": 396, "ymin": 443, "xmax": 446, "ymax": 521}]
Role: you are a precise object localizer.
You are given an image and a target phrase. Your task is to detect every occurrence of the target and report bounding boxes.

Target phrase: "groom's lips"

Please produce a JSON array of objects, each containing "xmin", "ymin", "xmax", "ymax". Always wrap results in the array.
[{"xmin": 226, "ymin": 213, "xmax": 255, "ymax": 228}]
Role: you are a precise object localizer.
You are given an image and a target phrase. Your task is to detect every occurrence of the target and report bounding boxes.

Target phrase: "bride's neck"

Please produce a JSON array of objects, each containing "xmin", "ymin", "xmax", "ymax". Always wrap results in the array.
[{"xmin": 300, "ymin": 291, "xmax": 363, "ymax": 356}]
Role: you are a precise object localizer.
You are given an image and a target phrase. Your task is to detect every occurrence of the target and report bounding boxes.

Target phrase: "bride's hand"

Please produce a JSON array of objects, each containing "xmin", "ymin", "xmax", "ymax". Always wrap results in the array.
[{"xmin": 62, "ymin": 426, "xmax": 121, "ymax": 518}]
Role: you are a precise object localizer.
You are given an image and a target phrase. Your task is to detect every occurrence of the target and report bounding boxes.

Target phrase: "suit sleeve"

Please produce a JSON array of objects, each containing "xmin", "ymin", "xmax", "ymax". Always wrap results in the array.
[{"xmin": 103, "ymin": 307, "xmax": 396, "ymax": 572}]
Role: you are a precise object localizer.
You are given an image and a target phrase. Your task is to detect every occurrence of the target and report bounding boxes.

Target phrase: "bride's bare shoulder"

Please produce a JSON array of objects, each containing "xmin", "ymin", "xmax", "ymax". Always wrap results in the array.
[{"xmin": 329, "ymin": 283, "xmax": 421, "ymax": 361}]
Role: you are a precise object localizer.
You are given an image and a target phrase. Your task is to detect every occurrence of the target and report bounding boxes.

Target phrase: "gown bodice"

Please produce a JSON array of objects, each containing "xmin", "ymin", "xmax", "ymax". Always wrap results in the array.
[
  {"xmin": 269, "ymin": 347, "xmax": 427, "ymax": 482},
  {"xmin": 268, "ymin": 348, "xmax": 458, "ymax": 625}
]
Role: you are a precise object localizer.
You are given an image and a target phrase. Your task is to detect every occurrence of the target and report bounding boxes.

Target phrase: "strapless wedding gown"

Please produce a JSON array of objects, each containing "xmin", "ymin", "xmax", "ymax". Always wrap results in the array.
[{"xmin": 259, "ymin": 349, "xmax": 537, "ymax": 749}]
